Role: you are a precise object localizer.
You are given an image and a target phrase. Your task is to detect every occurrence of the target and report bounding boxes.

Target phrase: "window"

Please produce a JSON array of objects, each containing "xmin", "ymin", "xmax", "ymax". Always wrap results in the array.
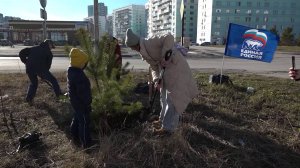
[
  {"xmin": 264, "ymin": 2, "xmax": 270, "ymax": 7},
  {"xmin": 245, "ymin": 17, "xmax": 251, "ymax": 22},
  {"xmin": 217, "ymin": 17, "xmax": 221, "ymax": 20},
  {"xmin": 257, "ymin": 2, "xmax": 260, "ymax": 7},
  {"xmin": 247, "ymin": 10, "xmax": 251, "ymax": 14},
  {"xmin": 262, "ymin": 25, "xmax": 266, "ymax": 29},
  {"xmin": 247, "ymin": 2, "xmax": 252, "ymax": 7},
  {"xmin": 291, "ymin": 18, "xmax": 295, "ymax": 23},
  {"xmin": 190, "ymin": 11, "xmax": 194, "ymax": 15},
  {"xmin": 264, "ymin": 10, "xmax": 269, "ymax": 14},
  {"xmin": 214, "ymin": 32, "xmax": 220, "ymax": 35},
  {"xmin": 216, "ymin": 9, "xmax": 221, "ymax": 13},
  {"xmin": 236, "ymin": 1, "xmax": 241, "ymax": 7},
  {"xmin": 264, "ymin": 17, "xmax": 268, "ymax": 22},
  {"xmin": 216, "ymin": 1, "xmax": 221, "ymax": 7},
  {"xmin": 226, "ymin": 9, "xmax": 230, "ymax": 13},
  {"xmin": 235, "ymin": 9, "xmax": 240, "ymax": 14},
  {"xmin": 256, "ymin": 10, "xmax": 260, "ymax": 14},
  {"xmin": 190, "ymin": 5, "xmax": 194, "ymax": 9}
]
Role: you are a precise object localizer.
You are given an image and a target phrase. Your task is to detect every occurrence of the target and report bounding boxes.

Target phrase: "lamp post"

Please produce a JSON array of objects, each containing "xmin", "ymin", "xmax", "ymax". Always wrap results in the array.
[
  {"xmin": 39, "ymin": 0, "xmax": 47, "ymax": 40},
  {"xmin": 94, "ymin": 0, "xmax": 99, "ymax": 53}
]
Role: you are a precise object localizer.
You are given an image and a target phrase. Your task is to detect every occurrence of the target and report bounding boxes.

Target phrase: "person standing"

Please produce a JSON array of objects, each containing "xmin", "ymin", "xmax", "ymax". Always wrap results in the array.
[
  {"xmin": 67, "ymin": 48, "xmax": 92, "ymax": 148},
  {"xmin": 22, "ymin": 39, "xmax": 62, "ymax": 104},
  {"xmin": 125, "ymin": 29, "xmax": 199, "ymax": 134}
]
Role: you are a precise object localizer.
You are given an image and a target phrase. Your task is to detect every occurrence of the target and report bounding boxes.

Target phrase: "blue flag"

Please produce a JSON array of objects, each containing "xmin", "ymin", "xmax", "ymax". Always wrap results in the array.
[{"xmin": 224, "ymin": 23, "xmax": 279, "ymax": 63}]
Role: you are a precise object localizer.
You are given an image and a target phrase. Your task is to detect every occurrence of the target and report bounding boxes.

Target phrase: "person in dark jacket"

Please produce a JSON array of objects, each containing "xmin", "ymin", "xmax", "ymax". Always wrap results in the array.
[
  {"xmin": 113, "ymin": 37, "xmax": 122, "ymax": 80},
  {"xmin": 24, "ymin": 39, "xmax": 62, "ymax": 104},
  {"xmin": 67, "ymin": 48, "xmax": 92, "ymax": 148}
]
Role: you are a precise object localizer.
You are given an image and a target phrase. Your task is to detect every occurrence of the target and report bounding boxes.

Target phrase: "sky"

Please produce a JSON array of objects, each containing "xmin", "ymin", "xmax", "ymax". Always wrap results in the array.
[{"xmin": 0, "ymin": 0, "xmax": 147, "ymax": 21}]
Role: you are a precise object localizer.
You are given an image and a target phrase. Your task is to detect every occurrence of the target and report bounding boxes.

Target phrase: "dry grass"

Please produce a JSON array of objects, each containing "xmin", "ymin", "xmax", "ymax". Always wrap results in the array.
[{"xmin": 0, "ymin": 72, "xmax": 299, "ymax": 168}]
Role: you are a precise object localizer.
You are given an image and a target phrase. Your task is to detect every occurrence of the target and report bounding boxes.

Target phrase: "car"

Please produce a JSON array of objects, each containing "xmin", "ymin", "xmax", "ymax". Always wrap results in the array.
[
  {"xmin": 0, "ymin": 39, "xmax": 10, "ymax": 46},
  {"xmin": 23, "ymin": 39, "xmax": 34, "ymax": 46},
  {"xmin": 190, "ymin": 42, "xmax": 199, "ymax": 46},
  {"xmin": 200, "ymin": 42, "xmax": 211, "ymax": 46}
]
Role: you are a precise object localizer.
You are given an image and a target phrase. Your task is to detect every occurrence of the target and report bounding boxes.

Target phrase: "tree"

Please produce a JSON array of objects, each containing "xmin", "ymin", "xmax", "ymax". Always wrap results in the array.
[
  {"xmin": 296, "ymin": 34, "xmax": 300, "ymax": 46},
  {"xmin": 280, "ymin": 27, "xmax": 295, "ymax": 46},
  {"xmin": 269, "ymin": 26, "xmax": 279, "ymax": 37},
  {"xmin": 75, "ymin": 29, "xmax": 143, "ymax": 130}
]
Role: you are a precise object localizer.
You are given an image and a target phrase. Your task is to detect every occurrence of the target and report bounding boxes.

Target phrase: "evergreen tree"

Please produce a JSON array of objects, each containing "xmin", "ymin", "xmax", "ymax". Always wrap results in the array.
[
  {"xmin": 296, "ymin": 34, "xmax": 300, "ymax": 46},
  {"xmin": 269, "ymin": 26, "xmax": 279, "ymax": 37},
  {"xmin": 75, "ymin": 29, "xmax": 143, "ymax": 129},
  {"xmin": 280, "ymin": 27, "xmax": 295, "ymax": 46}
]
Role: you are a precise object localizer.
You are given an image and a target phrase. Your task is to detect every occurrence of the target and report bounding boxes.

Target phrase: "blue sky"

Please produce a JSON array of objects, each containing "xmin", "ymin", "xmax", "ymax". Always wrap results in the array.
[{"xmin": 0, "ymin": 0, "xmax": 147, "ymax": 21}]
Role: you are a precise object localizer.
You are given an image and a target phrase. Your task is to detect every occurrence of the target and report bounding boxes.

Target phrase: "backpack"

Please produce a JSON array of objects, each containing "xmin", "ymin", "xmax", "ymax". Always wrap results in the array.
[{"xmin": 19, "ymin": 47, "xmax": 31, "ymax": 64}]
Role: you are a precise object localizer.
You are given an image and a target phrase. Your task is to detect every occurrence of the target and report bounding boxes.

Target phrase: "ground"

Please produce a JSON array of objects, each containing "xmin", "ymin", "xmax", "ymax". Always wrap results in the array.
[{"xmin": 0, "ymin": 71, "xmax": 300, "ymax": 168}]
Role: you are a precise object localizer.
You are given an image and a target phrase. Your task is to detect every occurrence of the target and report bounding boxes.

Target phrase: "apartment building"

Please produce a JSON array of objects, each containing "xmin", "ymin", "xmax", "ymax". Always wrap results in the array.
[
  {"xmin": 113, "ymin": 5, "xmax": 146, "ymax": 41},
  {"xmin": 88, "ymin": 2, "xmax": 108, "ymax": 17},
  {"xmin": 197, "ymin": 0, "xmax": 300, "ymax": 45},
  {"xmin": 147, "ymin": 0, "xmax": 198, "ymax": 42}
]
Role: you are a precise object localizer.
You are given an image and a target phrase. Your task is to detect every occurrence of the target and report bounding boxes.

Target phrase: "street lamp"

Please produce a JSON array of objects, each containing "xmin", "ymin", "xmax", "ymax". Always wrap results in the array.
[{"xmin": 39, "ymin": 0, "xmax": 47, "ymax": 40}]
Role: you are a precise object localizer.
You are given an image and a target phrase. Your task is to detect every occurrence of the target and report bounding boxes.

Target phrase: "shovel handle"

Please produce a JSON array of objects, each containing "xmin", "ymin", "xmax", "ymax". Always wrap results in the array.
[{"xmin": 292, "ymin": 56, "xmax": 295, "ymax": 70}]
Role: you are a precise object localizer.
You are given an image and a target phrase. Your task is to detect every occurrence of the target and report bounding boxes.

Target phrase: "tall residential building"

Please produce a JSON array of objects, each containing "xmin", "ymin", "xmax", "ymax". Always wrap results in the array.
[
  {"xmin": 0, "ymin": 13, "xmax": 3, "ymax": 23},
  {"xmin": 107, "ymin": 15, "xmax": 113, "ymax": 36},
  {"xmin": 147, "ymin": 0, "xmax": 198, "ymax": 42},
  {"xmin": 85, "ymin": 16, "xmax": 107, "ymax": 39},
  {"xmin": 88, "ymin": 2, "xmax": 108, "ymax": 17},
  {"xmin": 113, "ymin": 5, "xmax": 146, "ymax": 41},
  {"xmin": 197, "ymin": 0, "xmax": 300, "ymax": 45}
]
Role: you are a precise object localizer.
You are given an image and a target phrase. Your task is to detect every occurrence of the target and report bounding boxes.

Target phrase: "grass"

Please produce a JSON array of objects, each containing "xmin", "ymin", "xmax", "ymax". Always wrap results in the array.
[
  {"xmin": 0, "ymin": 71, "xmax": 299, "ymax": 167},
  {"xmin": 201, "ymin": 45, "xmax": 300, "ymax": 53},
  {"xmin": 276, "ymin": 46, "xmax": 300, "ymax": 53}
]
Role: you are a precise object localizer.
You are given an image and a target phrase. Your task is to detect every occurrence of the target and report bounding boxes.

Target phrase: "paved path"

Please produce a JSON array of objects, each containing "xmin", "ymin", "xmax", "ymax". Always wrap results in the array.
[{"xmin": 1, "ymin": 45, "xmax": 299, "ymax": 79}]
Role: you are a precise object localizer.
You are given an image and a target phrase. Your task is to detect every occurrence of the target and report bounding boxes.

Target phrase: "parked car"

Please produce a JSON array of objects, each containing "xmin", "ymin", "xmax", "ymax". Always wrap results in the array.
[
  {"xmin": 190, "ymin": 42, "xmax": 199, "ymax": 46},
  {"xmin": 0, "ymin": 39, "xmax": 9, "ymax": 46},
  {"xmin": 200, "ymin": 42, "xmax": 211, "ymax": 46},
  {"xmin": 23, "ymin": 39, "xmax": 34, "ymax": 46}
]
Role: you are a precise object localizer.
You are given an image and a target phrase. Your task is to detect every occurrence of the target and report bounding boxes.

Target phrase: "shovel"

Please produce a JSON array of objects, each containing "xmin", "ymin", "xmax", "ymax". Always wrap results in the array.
[{"xmin": 149, "ymin": 49, "xmax": 173, "ymax": 115}]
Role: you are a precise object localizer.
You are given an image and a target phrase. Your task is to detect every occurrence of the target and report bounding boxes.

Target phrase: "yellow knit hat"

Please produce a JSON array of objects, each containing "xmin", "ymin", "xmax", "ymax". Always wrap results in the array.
[{"xmin": 69, "ymin": 48, "xmax": 88, "ymax": 68}]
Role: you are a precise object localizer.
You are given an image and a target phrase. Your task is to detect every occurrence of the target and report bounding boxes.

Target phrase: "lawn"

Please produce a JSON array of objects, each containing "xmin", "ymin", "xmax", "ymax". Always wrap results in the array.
[{"xmin": 0, "ymin": 71, "xmax": 299, "ymax": 167}]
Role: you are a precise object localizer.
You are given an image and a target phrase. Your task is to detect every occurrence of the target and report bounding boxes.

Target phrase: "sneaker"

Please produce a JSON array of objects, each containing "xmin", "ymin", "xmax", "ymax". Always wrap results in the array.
[{"xmin": 152, "ymin": 120, "xmax": 162, "ymax": 129}]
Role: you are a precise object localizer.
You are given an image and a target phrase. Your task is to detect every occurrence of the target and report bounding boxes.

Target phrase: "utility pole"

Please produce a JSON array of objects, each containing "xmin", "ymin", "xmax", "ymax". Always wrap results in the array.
[
  {"xmin": 94, "ymin": 0, "xmax": 99, "ymax": 44},
  {"xmin": 180, "ymin": 0, "xmax": 185, "ymax": 46},
  {"xmin": 39, "ymin": 0, "xmax": 47, "ymax": 40}
]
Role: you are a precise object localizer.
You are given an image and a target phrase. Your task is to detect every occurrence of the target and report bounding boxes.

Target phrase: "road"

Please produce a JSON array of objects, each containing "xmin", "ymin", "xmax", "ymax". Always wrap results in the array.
[{"xmin": 1, "ymin": 45, "xmax": 299, "ymax": 79}]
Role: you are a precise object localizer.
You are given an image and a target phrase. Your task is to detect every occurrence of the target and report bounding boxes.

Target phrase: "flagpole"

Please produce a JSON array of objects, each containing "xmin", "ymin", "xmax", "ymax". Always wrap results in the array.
[{"xmin": 220, "ymin": 54, "xmax": 225, "ymax": 84}]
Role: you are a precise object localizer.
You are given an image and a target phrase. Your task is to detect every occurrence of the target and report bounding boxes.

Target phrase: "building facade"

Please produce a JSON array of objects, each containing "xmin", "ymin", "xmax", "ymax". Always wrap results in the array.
[
  {"xmin": 88, "ymin": 2, "xmax": 108, "ymax": 17},
  {"xmin": 113, "ymin": 5, "xmax": 147, "ymax": 41},
  {"xmin": 5, "ymin": 20, "xmax": 91, "ymax": 45},
  {"xmin": 147, "ymin": 0, "xmax": 198, "ymax": 42},
  {"xmin": 197, "ymin": 0, "xmax": 300, "ymax": 45}
]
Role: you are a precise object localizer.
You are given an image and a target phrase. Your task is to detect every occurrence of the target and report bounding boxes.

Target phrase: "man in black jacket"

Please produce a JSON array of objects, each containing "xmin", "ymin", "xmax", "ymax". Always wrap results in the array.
[{"xmin": 23, "ymin": 39, "xmax": 62, "ymax": 104}]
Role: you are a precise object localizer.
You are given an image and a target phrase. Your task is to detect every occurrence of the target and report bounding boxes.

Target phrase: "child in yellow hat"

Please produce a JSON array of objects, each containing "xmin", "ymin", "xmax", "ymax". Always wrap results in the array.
[{"xmin": 67, "ymin": 48, "xmax": 92, "ymax": 148}]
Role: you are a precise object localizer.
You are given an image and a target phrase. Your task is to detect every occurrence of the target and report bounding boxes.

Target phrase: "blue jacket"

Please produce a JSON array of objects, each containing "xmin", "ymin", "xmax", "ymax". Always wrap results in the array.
[
  {"xmin": 26, "ymin": 42, "xmax": 53, "ymax": 73},
  {"xmin": 67, "ymin": 67, "xmax": 92, "ymax": 111}
]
